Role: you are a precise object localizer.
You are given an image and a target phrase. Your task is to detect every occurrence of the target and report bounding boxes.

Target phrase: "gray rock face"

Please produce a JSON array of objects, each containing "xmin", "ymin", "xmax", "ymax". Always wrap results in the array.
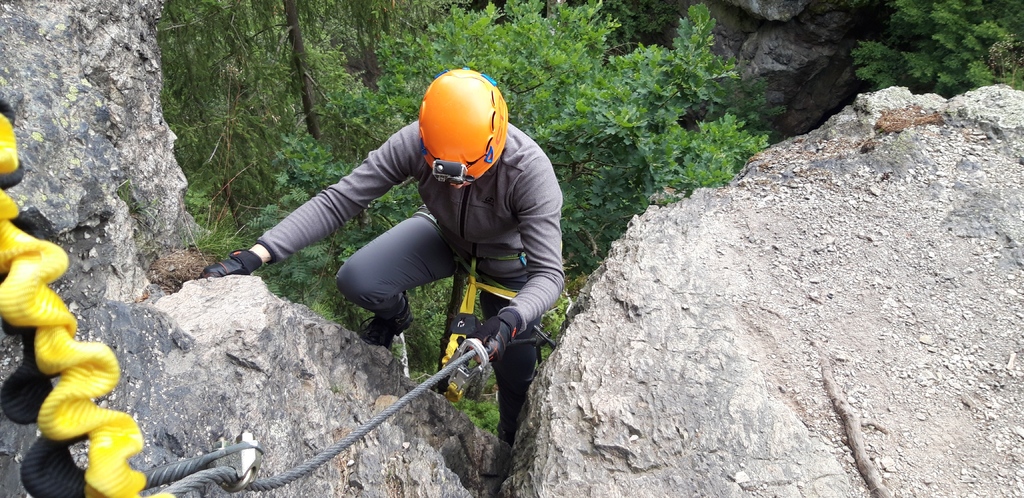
[
  {"xmin": 1, "ymin": 277, "xmax": 509, "ymax": 496},
  {"xmin": 721, "ymin": 0, "xmax": 815, "ymax": 21},
  {"xmin": 508, "ymin": 204, "xmax": 855, "ymax": 495},
  {"xmin": 146, "ymin": 277, "xmax": 506, "ymax": 497},
  {"xmin": 505, "ymin": 167, "xmax": 854, "ymax": 496},
  {"xmin": 507, "ymin": 85, "xmax": 1024, "ymax": 496},
  {"xmin": 678, "ymin": 0, "xmax": 870, "ymax": 136},
  {"xmin": 0, "ymin": 0, "xmax": 194, "ymax": 305}
]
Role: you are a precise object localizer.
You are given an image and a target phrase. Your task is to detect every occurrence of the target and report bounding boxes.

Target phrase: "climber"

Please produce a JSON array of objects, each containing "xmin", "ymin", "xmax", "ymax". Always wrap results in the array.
[{"xmin": 201, "ymin": 68, "xmax": 564, "ymax": 445}]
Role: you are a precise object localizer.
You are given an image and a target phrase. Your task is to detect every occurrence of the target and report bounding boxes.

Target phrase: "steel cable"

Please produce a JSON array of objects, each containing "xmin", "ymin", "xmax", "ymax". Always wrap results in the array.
[
  {"xmin": 142, "ymin": 467, "xmax": 237, "ymax": 497},
  {"xmin": 246, "ymin": 352, "xmax": 474, "ymax": 492},
  {"xmin": 140, "ymin": 352, "xmax": 475, "ymax": 495},
  {"xmin": 143, "ymin": 442, "xmax": 259, "ymax": 490}
]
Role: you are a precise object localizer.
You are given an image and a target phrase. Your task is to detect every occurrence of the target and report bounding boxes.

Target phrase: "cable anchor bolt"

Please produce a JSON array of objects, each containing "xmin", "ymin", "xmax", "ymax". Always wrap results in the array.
[{"xmin": 211, "ymin": 431, "xmax": 263, "ymax": 492}]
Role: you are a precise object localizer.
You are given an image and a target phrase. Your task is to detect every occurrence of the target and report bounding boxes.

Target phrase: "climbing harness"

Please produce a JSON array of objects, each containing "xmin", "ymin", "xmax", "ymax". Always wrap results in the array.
[
  {"xmin": 438, "ymin": 256, "xmax": 558, "ymax": 403},
  {"xmin": 416, "ymin": 195, "xmax": 560, "ymax": 403},
  {"xmin": 438, "ymin": 258, "xmax": 517, "ymax": 368}
]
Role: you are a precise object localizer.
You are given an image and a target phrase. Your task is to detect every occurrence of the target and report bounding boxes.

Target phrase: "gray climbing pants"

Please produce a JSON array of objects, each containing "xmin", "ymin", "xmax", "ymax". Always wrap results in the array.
[{"xmin": 335, "ymin": 213, "xmax": 540, "ymax": 444}]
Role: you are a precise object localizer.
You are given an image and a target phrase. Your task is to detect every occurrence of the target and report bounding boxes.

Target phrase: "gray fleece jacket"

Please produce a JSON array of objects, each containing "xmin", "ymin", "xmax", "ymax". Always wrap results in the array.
[{"xmin": 257, "ymin": 122, "xmax": 564, "ymax": 325}]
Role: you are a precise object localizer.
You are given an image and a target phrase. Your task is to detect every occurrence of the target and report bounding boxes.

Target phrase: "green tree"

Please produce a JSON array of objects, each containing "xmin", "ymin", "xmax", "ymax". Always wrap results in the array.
[
  {"xmin": 853, "ymin": 0, "xmax": 1024, "ymax": 95},
  {"xmin": 159, "ymin": 0, "xmax": 289, "ymax": 227},
  {"xmin": 588, "ymin": 0, "xmax": 681, "ymax": 52},
  {"xmin": 988, "ymin": 34, "xmax": 1024, "ymax": 90},
  {"xmin": 158, "ymin": 0, "xmax": 454, "ymax": 231}
]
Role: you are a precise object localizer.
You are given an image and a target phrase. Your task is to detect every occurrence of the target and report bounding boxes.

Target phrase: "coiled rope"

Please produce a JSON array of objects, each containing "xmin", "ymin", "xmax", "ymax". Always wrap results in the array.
[{"xmin": 0, "ymin": 104, "xmax": 171, "ymax": 497}]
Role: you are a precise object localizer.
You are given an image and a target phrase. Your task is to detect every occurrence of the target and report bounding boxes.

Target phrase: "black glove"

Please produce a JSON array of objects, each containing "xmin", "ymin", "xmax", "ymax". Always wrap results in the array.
[
  {"xmin": 469, "ymin": 309, "xmax": 524, "ymax": 362},
  {"xmin": 200, "ymin": 249, "xmax": 263, "ymax": 278}
]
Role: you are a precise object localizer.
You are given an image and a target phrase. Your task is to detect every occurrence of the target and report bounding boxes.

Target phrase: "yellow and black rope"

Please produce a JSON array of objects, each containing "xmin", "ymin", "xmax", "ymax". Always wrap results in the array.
[{"xmin": 0, "ymin": 101, "xmax": 171, "ymax": 498}]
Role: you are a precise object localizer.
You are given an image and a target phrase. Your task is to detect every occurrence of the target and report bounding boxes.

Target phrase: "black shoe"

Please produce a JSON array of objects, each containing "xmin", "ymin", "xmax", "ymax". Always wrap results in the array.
[{"xmin": 360, "ymin": 301, "xmax": 412, "ymax": 349}]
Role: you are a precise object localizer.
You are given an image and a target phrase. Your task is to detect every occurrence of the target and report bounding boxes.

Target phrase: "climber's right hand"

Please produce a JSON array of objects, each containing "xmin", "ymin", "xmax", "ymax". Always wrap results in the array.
[{"xmin": 200, "ymin": 249, "xmax": 263, "ymax": 278}]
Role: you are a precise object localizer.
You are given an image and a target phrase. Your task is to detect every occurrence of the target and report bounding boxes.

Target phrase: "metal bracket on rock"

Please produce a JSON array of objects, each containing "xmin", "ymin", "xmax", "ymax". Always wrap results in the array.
[{"xmin": 212, "ymin": 431, "xmax": 263, "ymax": 492}]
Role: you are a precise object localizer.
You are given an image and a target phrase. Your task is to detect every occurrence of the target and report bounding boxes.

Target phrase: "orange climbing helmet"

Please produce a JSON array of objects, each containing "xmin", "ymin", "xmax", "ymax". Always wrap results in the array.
[{"xmin": 419, "ymin": 68, "xmax": 508, "ymax": 182}]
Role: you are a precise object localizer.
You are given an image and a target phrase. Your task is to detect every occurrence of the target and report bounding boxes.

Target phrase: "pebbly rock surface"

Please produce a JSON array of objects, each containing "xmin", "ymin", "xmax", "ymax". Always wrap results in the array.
[{"xmin": 506, "ymin": 85, "xmax": 1024, "ymax": 497}]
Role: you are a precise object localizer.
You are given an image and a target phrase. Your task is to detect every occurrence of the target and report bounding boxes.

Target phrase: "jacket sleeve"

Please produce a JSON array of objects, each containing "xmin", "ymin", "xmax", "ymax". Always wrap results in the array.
[
  {"xmin": 501, "ymin": 156, "xmax": 565, "ymax": 327},
  {"xmin": 257, "ymin": 123, "xmax": 422, "ymax": 262}
]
